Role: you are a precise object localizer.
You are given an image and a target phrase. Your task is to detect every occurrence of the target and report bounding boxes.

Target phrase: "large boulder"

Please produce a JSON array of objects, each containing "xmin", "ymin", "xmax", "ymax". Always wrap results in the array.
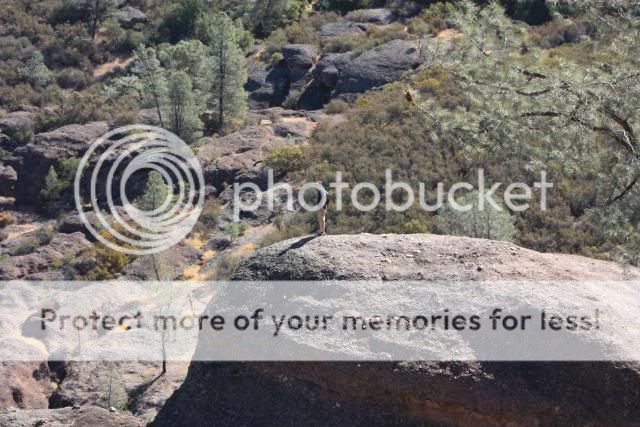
[
  {"xmin": 7, "ymin": 122, "xmax": 109, "ymax": 204},
  {"xmin": 344, "ymin": 8, "xmax": 397, "ymax": 24},
  {"xmin": 246, "ymin": 60, "xmax": 290, "ymax": 109},
  {"xmin": 281, "ymin": 44, "xmax": 318, "ymax": 77},
  {"xmin": 320, "ymin": 21, "xmax": 368, "ymax": 38},
  {"xmin": 155, "ymin": 234, "xmax": 640, "ymax": 426},
  {"xmin": 0, "ymin": 111, "xmax": 35, "ymax": 149},
  {"xmin": 197, "ymin": 118, "xmax": 313, "ymax": 190},
  {"xmin": 328, "ymin": 39, "xmax": 422, "ymax": 96}
]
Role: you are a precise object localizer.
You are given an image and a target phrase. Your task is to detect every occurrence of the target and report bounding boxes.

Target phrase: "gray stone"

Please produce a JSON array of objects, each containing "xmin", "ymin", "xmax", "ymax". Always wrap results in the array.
[
  {"xmin": 345, "ymin": 8, "xmax": 397, "ymax": 24},
  {"xmin": 320, "ymin": 21, "xmax": 368, "ymax": 38},
  {"xmin": 116, "ymin": 6, "xmax": 149, "ymax": 29}
]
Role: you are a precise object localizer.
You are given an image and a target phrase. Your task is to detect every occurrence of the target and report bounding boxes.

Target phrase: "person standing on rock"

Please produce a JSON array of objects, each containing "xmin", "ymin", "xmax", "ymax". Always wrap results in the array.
[{"xmin": 316, "ymin": 181, "xmax": 328, "ymax": 236}]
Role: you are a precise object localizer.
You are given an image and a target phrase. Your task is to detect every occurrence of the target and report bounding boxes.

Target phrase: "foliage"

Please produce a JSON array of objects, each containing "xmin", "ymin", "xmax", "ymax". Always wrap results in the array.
[
  {"xmin": 19, "ymin": 51, "xmax": 53, "ymax": 89},
  {"xmin": 135, "ymin": 171, "xmax": 172, "ymax": 212},
  {"xmin": 157, "ymin": 0, "xmax": 204, "ymax": 43},
  {"xmin": 259, "ymin": 212, "xmax": 314, "ymax": 247},
  {"xmin": 196, "ymin": 12, "xmax": 248, "ymax": 134},
  {"xmin": 264, "ymin": 145, "xmax": 305, "ymax": 177},
  {"xmin": 9, "ymin": 228, "xmax": 55, "ymax": 256},
  {"xmin": 250, "ymin": 0, "xmax": 308, "ymax": 37},
  {"xmin": 436, "ymin": 191, "xmax": 517, "ymax": 241},
  {"xmin": 96, "ymin": 364, "xmax": 128, "ymax": 411},
  {"xmin": 324, "ymin": 99, "xmax": 350, "ymax": 114},
  {"xmin": 224, "ymin": 222, "xmax": 249, "ymax": 239},
  {"xmin": 41, "ymin": 166, "xmax": 65, "ymax": 202},
  {"xmin": 166, "ymin": 70, "xmax": 202, "ymax": 143},
  {"xmin": 40, "ymin": 157, "xmax": 80, "ymax": 204},
  {"xmin": 414, "ymin": 0, "xmax": 640, "ymax": 263},
  {"xmin": 211, "ymin": 252, "xmax": 242, "ymax": 280}
]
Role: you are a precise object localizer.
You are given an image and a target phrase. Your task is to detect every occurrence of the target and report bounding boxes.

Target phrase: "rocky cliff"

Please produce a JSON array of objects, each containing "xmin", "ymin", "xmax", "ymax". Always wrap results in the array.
[{"xmin": 155, "ymin": 233, "xmax": 640, "ymax": 427}]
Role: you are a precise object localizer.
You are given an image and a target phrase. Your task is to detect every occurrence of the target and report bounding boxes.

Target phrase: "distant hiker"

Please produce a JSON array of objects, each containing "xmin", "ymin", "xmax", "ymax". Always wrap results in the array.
[{"xmin": 316, "ymin": 181, "xmax": 328, "ymax": 236}]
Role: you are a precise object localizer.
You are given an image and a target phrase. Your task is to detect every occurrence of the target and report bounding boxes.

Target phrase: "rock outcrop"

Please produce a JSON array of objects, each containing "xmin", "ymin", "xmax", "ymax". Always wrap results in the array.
[
  {"xmin": 0, "ymin": 405, "xmax": 144, "ymax": 427},
  {"xmin": 246, "ymin": 38, "xmax": 425, "ymax": 110},
  {"xmin": 0, "ymin": 231, "xmax": 93, "ymax": 280},
  {"xmin": 8, "ymin": 122, "xmax": 109, "ymax": 204},
  {"xmin": 155, "ymin": 233, "xmax": 640, "ymax": 427},
  {"xmin": 344, "ymin": 8, "xmax": 397, "ymax": 24},
  {"xmin": 324, "ymin": 39, "xmax": 422, "ymax": 97},
  {"xmin": 197, "ymin": 112, "xmax": 317, "ymax": 191}
]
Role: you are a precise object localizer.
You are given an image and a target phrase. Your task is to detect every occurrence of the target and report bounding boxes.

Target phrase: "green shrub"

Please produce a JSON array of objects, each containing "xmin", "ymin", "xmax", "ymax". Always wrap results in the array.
[
  {"xmin": 9, "ymin": 228, "xmax": 54, "ymax": 256},
  {"xmin": 225, "ymin": 223, "xmax": 249, "ymax": 239},
  {"xmin": 211, "ymin": 252, "xmax": 242, "ymax": 280},
  {"xmin": 435, "ymin": 191, "xmax": 518, "ymax": 242},
  {"xmin": 324, "ymin": 99, "xmax": 349, "ymax": 114},
  {"xmin": 271, "ymin": 51, "xmax": 284, "ymax": 64},
  {"xmin": 264, "ymin": 145, "xmax": 304, "ymax": 177}
]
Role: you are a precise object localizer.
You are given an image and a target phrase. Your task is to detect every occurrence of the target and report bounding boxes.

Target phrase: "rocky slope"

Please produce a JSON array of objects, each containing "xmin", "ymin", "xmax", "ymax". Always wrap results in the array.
[{"xmin": 154, "ymin": 233, "xmax": 640, "ymax": 427}]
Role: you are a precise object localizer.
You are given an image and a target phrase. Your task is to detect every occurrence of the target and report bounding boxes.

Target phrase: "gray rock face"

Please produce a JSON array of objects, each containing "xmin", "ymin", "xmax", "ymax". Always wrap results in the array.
[
  {"xmin": 8, "ymin": 122, "xmax": 109, "ymax": 204},
  {"xmin": 281, "ymin": 44, "xmax": 318, "ymax": 75},
  {"xmin": 0, "ymin": 111, "xmax": 35, "ymax": 148},
  {"xmin": 345, "ymin": 8, "xmax": 397, "ymax": 24},
  {"xmin": 246, "ymin": 60, "xmax": 291, "ymax": 110},
  {"xmin": 328, "ymin": 39, "xmax": 422, "ymax": 96},
  {"xmin": 116, "ymin": 6, "xmax": 149, "ymax": 29},
  {"xmin": 247, "ymin": 39, "xmax": 424, "ymax": 110},
  {"xmin": 232, "ymin": 233, "xmax": 639, "ymax": 281},
  {"xmin": 0, "ymin": 362, "xmax": 55, "ymax": 409},
  {"xmin": 0, "ymin": 231, "xmax": 93, "ymax": 280},
  {"xmin": 320, "ymin": 21, "xmax": 368, "ymax": 38},
  {"xmin": 196, "ymin": 118, "xmax": 313, "ymax": 191},
  {"xmin": 155, "ymin": 234, "xmax": 640, "ymax": 427}
]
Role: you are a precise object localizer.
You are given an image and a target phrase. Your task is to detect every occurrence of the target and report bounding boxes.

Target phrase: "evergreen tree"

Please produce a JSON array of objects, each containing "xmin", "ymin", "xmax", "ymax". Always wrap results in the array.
[
  {"xmin": 19, "ymin": 51, "xmax": 53, "ymax": 89},
  {"xmin": 84, "ymin": 0, "xmax": 116, "ymax": 40},
  {"xmin": 166, "ymin": 71, "xmax": 202, "ymax": 143},
  {"xmin": 251, "ymin": 0, "xmax": 302, "ymax": 37},
  {"xmin": 196, "ymin": 12, "xmax": 247, "ymax": 134},
  {"xmin": 131, "ymin": 45, "xmax": 168, "ymax": 129},
  {"xmin": 136, "ymin": 171, "xmax": 172, "ymax": 213},
  {"xmin": 415, "ymin": 0, "xmax": 640, "ymax": 263}
]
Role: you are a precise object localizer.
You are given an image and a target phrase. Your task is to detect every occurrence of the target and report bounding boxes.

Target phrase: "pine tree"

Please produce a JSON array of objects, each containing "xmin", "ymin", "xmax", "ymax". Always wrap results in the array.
[
  {"xmin": 196, "ymin": 12, "xmax": 247, "ymax": 134},
  {"xmin": 136, "ymin": 171, "xmax": 171, "ymax": 213},
  {"xmin": 131, "ymin": 45, "xmax": 168, "ymax": 129},
  {"xmin": 251, "ymin": 0, "xmax": 299, "ymax": 37},
  {"xmin": 166, "ymin": 71, "xmax": 202, "ymax": 143},
  {"xmin": 84, "ymin": 0, "xmax": 115, "ymax": 40},
  {"xmin": 414, "ymin": 0, "xmax": 640, "ymax": 263}
]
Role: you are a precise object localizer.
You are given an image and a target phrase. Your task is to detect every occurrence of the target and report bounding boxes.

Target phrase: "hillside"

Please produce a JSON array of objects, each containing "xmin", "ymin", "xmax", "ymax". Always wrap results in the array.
[{"xmin": 0, "ymin": 0, "xmax": 638, "ymax": 425}]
